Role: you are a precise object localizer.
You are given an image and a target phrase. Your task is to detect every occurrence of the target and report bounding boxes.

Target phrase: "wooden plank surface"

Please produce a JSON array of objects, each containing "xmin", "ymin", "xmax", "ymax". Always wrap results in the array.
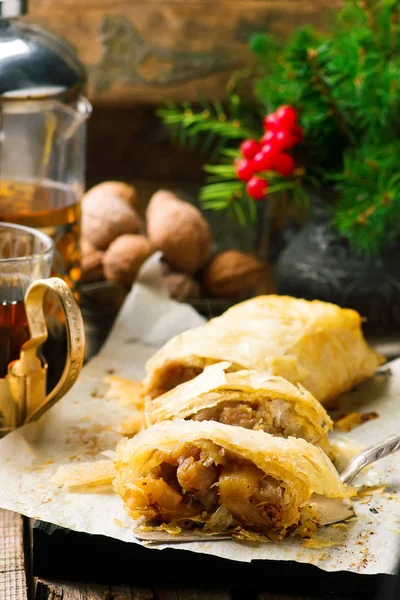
[
  {"xmin": 32, "ymin": 583, "xmax": 358, "ymax": 600},
  {"xmin": 0, "ymin": 510, "xmax": 28, "ymax": 600},
  {"xmin": 154, "ymin": 592, "xmax": 232, "ymax": 600},
  {"xmin": 35, "ymin": 580, "xmax": 154, "ymax": 599},
  {"xmin": 27, "ymin": 0, "xmax": 340, "ymax": 105},
  {"xmin": 35, "ymin": 584, "xmax": 320, "ymax": 599},
  {"xmin": 34, "ymin": 584, "xmax": 236, "ymax": 599}
]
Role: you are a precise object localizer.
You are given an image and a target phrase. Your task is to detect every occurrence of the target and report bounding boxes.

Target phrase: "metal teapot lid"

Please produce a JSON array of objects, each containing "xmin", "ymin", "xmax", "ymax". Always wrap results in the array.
[{"xmin": 0, "ymin": 0, "xmax": 87, "ymax": 102}]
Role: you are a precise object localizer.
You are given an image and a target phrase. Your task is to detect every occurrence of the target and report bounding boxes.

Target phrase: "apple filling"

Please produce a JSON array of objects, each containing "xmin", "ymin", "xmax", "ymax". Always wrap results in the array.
[
  {"xmin": 191, "ymin": 399, "xmax": 331, "ymax": 458},
  {"xmin": 193, "ymin": 398, "xmax": 308, "ymax": 435},
  {"xmin": 123, "ymin": 441, "xmax": 305, "ymax": 534}
]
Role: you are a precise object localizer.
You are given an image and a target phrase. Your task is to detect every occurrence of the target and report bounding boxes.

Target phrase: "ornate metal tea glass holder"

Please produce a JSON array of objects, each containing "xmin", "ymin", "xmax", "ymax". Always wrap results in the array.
[
  {"xmin": 4, "ymin": 277, "xmax": 85, "ymax": 430},
  {"xmin": 0, "ymin": 222, "xmax": 85, "ymax": 435}
]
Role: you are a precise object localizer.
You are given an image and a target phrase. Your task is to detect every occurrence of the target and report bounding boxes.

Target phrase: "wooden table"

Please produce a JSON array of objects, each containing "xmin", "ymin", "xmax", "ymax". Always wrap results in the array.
[{"xmin": 0, "ymin": 306, "xmax": 396, "ymax": 600}]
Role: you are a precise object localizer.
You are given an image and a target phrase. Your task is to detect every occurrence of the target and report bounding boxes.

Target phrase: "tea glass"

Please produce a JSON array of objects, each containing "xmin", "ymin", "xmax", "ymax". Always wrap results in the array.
[{"xmin": 0, "ymin": 222, "xmax": 84, "ymax": 432}]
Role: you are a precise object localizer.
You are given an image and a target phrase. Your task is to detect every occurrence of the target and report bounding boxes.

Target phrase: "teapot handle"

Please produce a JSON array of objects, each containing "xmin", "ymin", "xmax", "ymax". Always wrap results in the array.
[{"xmin": 8, "ymin": 278, "xmax": 85, "ymax": 424}]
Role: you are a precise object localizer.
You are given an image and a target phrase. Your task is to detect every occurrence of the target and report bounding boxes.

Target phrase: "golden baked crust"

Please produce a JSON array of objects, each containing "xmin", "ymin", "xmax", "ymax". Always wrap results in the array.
[
  {"xmin": 145, "ymin": 362, "xmax": 333, "ymax": 454},
  {"xmin": 143, "ymin": 295, "xmax": 383, "ymax": 406},
  {"xmin": 114, "ymin": 419, "xmax": 349, "ymax": 536}
]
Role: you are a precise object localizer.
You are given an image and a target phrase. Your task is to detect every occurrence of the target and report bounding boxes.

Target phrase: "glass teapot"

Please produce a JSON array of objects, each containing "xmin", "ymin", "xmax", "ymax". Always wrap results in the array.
[{"xmin": 0, "ymin": 1, "xmax": 92, "ymax": 296}]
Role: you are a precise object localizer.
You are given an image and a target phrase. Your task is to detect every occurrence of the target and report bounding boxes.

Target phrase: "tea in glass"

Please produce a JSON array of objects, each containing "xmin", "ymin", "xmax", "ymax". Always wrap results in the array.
[{"xmin": 0, "ymin": 222, "xmax": 63, "ymax": 388}]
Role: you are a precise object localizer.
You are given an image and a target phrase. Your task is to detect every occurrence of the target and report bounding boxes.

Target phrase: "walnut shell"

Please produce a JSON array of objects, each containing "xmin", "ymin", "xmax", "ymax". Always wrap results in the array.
[
  {"xmin": 81, "ymin": 239, "xmax": 104, "ymax": 283},
  {"xmin": 82, "ymin": 192, "xmax": 142, "ymax": 250},
  {"xmin": 83, "ymin": 181, "xmax": 138, "ymax": 209},
  {"xmin": 202, "ymin": 250, "xmax": 267, "ymax": 298},
  {"xmin": 103, "ymin": 234, "xmax": 153, "ymax": 286},
  {"xmin": 146, "ymin": 190, "xmax": 211, "ymax": 274},
  {"xmin": 163, "ymin": 272, "xmax": 201, "ymax": 301},
  {"xmin": 80, "ymin": 238, "xmax": 96, "ymax": 256}
]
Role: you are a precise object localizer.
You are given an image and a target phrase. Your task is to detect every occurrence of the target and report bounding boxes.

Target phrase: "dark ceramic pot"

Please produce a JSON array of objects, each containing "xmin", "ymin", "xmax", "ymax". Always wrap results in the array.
[{"xmin": 276, "ymin": 191, "xmax": 400, "ymax": 334}]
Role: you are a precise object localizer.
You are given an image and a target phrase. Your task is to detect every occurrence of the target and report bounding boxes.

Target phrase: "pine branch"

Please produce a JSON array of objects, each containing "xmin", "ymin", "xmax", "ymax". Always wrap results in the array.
[
  {"xmin": 306, "ymin": 47, "xmax": 357, "ymax": 144},
  {"xmin": 358, "ymin": 0, "xmax": 378, "ymax": 33},
  {"xmin": 158, "ymin": 97, "xmax": 260, "ymax": 158},
  {"xmin": 389, "ymin": 0, "xmax": 400, "ymax": 54},
  {"xmin": 333, "ymin": 141, "xmax": 400, "ymax": 253}
]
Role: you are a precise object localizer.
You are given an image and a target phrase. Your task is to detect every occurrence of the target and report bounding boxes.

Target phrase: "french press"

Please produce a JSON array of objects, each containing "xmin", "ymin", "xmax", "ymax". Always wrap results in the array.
[{"xmin": 0, "ymin": 0, "xmax": 91, "ymax": 297}]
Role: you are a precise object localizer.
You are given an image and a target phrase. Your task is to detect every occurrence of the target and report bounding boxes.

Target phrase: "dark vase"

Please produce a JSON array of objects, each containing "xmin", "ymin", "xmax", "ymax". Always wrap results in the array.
[{"xmin": 276, "ymin": 190, "xmax": 400, "ymax": 335}]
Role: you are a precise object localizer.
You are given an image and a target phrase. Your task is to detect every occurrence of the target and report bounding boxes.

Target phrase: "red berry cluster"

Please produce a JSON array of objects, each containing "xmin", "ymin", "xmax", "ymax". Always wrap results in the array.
[{"xmin": 235, "ymin": 105, "xmax": 303, "ymax": 201}]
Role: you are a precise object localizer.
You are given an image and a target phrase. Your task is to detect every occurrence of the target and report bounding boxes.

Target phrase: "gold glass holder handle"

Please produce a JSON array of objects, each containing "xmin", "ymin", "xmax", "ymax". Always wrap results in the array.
[{"xmin": 8, "ymin": 277, "xmax": 85, "ymax": 425}]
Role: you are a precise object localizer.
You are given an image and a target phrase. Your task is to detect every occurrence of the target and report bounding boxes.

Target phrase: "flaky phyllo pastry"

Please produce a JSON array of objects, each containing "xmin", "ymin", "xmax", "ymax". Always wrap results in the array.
[
  {"xmin": 146, "ymin": 362, "xmax": 333, "ymax": 456},
  {"xmin": 143, "ymin": 295, "xmax": 383, "ymax": 406},
  {"xmin": 114, "ymin": 420, "xmax": 350, "ymax": 539}
]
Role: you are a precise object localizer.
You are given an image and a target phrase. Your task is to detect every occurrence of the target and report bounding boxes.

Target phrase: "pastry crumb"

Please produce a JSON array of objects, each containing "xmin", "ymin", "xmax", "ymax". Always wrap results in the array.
[
  {"xmin": 120, "ymin": 412, "xmax": 145, "ymax": 437},
  {"xmin": 105, "ymin": 374, "xmax": 144, "ymax": 409},
  {"xmin": 301, "ymin": 538, "xmax": 342, "ymax": 549},
  {"xmin": 52, "ymin": 459, "xmax": 115, "ymax": 488},
  {"xmin": 334, "ymin": 411, "xmax": 378, "ymax": 432},
  {"xmin": 113, "ymin": 518, "xmax": 127, "ymax": 528}
]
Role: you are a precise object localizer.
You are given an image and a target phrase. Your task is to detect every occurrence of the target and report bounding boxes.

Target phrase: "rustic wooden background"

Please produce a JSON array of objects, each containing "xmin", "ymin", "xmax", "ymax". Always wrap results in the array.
[{"xmin": 26, "ymin": 0, "xmax": 338, "ymax": 189}]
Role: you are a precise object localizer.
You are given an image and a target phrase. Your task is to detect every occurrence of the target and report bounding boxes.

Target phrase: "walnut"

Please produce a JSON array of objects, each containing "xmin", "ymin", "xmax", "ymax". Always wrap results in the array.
[
  {"xmin": 83, "ymin": 181, "xmax": 138, "ymax": 209},
  {"xmin": 146, "ymin": 190, "xmax": 212, "ymax": 274},
  {"xmin": 82, "ymin": 191, "xmax": 143, "ymax": 250},
  {"xmin": 163, "ymin": 272, "xmax": 201, "ymax": 301},
  {"xmin": 202, "ymin": 250, "xmax": 267, "ymax": 298},
  {"xmin": 103, "ymin": 234, "xmax": 153, "ymax": 286},
  {"xmin": 81, "ymin": 239, "xmax": 104, "ymax": 283},
  {"xmin": 81, "ymin": 238, "xmax": 95, "ymax": 256}
]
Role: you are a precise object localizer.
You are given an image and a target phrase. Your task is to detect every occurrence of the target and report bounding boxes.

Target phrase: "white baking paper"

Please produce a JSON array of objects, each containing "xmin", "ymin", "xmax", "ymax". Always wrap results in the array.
[{"xmin": 0, "ymin": 253, "xmax": 399, "ymax": 575}]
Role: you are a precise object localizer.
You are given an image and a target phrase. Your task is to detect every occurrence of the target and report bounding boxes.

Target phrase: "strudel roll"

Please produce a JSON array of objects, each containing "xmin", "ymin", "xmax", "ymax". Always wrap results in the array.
[{"xmin": 143, "ymin": 295, "xmax": 382, "ymax": 406}]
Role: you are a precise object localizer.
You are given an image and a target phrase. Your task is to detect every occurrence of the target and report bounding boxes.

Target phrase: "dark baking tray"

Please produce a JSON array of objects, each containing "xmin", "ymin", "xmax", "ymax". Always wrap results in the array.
[{"xmin": 32, "ymin": 520, "xmax": 392, "ymax": 597}]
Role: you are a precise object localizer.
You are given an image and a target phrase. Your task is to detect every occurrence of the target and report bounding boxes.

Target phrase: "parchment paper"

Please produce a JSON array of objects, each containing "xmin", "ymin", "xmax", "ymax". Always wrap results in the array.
[{"xmin": 0, "ymin": 253, "xmax": 399, "ymax": 575}]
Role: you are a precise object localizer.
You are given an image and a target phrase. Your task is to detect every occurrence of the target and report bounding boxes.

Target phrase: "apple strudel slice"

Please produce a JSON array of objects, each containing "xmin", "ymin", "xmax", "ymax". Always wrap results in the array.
[
  {"xmin": 114, "ymin": 420, "xmax": 350, "ymax": 539},
  {"xmin": 146, "ymin": 362, "xmax": 333, "ymax": 457}
]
